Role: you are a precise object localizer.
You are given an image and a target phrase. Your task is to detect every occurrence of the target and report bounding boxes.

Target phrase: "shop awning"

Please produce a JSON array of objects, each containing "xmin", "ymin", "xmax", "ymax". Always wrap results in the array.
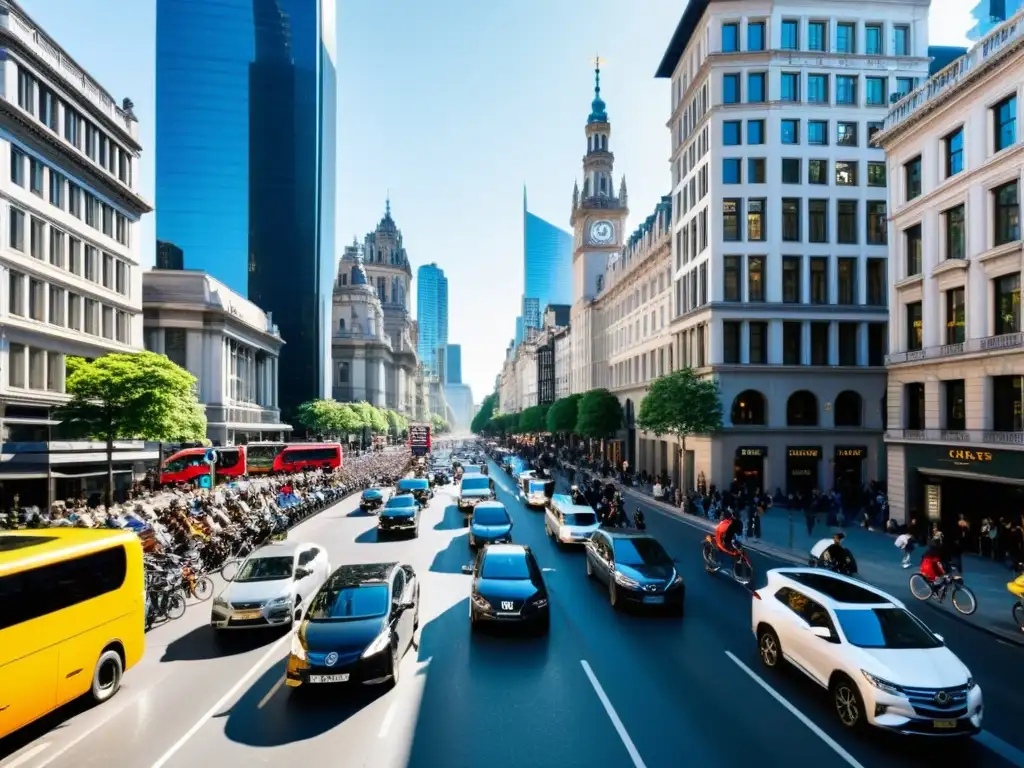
[
  {"xmin": 51, "ymin": 469, "xmax": 134, "ymax": 479},
  {"xmin": 917, "ymin": 467, "xmax": 1024, "ymax": 487}
]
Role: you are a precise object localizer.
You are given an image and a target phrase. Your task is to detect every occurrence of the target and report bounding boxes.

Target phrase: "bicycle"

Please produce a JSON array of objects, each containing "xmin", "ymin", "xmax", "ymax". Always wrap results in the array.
[
  {"xmin": 181, "ymin": 563, "xmax": 215, "ymax": 601},
  {"xmin": 702, "ymin": 534, "xmax": 754, "ymax": 585},
  {"xmin": 145, "ymin": 581, "xmax": 187, "ymax": 629},
  {"xmin": 909, "ymin": 568, "xmax": 977, "ymax": 616}
]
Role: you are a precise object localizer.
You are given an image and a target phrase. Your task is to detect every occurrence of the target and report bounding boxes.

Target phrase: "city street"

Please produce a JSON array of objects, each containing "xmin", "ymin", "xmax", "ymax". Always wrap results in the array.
[{"xmin": 2, "ymin": 464, "xmax": 1023, "ymax": 768}]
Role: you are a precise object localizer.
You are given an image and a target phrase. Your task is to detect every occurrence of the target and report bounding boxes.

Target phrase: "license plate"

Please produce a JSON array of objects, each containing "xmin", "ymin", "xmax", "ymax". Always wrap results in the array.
[
  {"xmin": 933, "ymin": 720, "xmax": 957, "ymax": 729},
  {"xmin": 233, "ymin": 609, "xmax": 262, "ymax": 620},
  {"xmin": 643, "ymin": 596, "xmax": 665, "ymax": 605},
  {"xmin": 496, "ymin": 612, "xmax": 519, "ymax": 618},
  {"xmin": 309, "ymin": 674, "xmax": 350, "ymax": 684}
]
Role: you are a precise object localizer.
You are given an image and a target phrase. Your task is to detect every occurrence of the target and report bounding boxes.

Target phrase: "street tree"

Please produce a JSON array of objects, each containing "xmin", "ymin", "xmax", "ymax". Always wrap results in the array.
[
  {"xmin": 471, "ymin": 393, "xmax": 497, "ymax": 434},
  {"xmin": 518, "ymin": 403, "xmax": 549, "ymax": 433},
  {"xmin": 546, "ymin": 394, "xmax": 581, "ymax": 435},
  {"xmin": 384, "ymin": 409, "xmax": 408, "ymax": 439},
  {"xmin": 350, "ymin": 401, "xmax": 388, "ymax": 435},
  {"xmin": 56, "ymin": 352, "xmax": 207, "ymax": 507},
  {"xmin": 429, "ymin": 413, "xmax": 451, "ymax": 434},
  {"xmin": 636, "ymin": 367, "xmax": 723, "ymax": 489},
  {"xmin": 296, "ymin": 399, "xmax": 363, "ymax": 439},
  {"xmin": 575, "ymin": 388, "xmax": 623, "ymax": 439}
]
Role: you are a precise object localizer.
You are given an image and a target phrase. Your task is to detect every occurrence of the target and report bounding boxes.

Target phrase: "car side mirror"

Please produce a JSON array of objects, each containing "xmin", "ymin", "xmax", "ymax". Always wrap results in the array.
[
  {"xmin": 295, "ymin": 568, "xmax": 311, "ymax": 580},
  {"xmin": 460, "ymin": 563, "xmax": 474, "ymax": 575},
  {"xmin": 808, "ymin": 626, "xmax": 832, "ymax": 640}
]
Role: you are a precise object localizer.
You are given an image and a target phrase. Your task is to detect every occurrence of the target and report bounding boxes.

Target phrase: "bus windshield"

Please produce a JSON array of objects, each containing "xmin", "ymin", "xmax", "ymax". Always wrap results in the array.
[{"xmin": 246, "ymin": 444, "xmax": 283, "ymax": 471}]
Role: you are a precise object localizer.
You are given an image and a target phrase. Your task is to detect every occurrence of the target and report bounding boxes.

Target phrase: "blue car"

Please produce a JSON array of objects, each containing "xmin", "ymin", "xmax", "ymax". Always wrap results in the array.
[
  {"xmin": 360, "ymin": 488, "xmax": 384, "ymax": 513},
  {"xmin": 396, "ymin": 477, "xmax": 432, "ymax": 504},
  {"xmin": 469, "ymin": 501, "xmax": 513, "ymax": 549}
]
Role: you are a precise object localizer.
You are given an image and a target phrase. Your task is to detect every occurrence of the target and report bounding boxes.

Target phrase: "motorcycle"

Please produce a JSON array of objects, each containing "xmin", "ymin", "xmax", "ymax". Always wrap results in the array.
[{"xmin": 808, "ymin": 538, "xmax": 858, "ymax": 576}]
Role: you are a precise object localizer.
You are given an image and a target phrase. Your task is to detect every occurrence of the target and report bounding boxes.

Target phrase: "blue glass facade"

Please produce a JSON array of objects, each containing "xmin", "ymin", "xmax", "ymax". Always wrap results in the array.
[
  {"xmin": 969, "ymin": 0, "xmax": 1018, "ymax": 39},
  {"xmin": 446, "ymin": 344, "xmax": 462, "ymax": 385},
  {"xmin": 522, "ymin": 188, "xmax": 572, "ymax": 334},
  {"xmin": 416, "ymin": 264, "xmax": 448, "ymax": 376},
  {"xmin": 156, "ymin": 0, "xmax": 337, "ymax": 417}
]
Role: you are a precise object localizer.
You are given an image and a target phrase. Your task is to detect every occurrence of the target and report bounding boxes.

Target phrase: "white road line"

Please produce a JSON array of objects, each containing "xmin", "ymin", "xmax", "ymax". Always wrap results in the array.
[
  {"xmin": 724, "ymin": 651, "xmax": 865, "ymax": 768},
  {"xmin": 579, "ymin": 660, "xmax": 647, "ymax": 768},
  {"xmin": 1, "ymin": 743, "xmax": 50, "ymax": 768},
  {"xmin": 377, "ymin": 699, "xmax": 399, "ymax": 739},
  {"xmin": 976, "ymin": 730, "xmax": 1024, "ymax": 768},
  {"xmin": 150, "ymin": 633, "xmax": 290, "ymax": 768},
  {"xmin": 257, "ymin": 675, "xmax": 286, "ymax": 710}
]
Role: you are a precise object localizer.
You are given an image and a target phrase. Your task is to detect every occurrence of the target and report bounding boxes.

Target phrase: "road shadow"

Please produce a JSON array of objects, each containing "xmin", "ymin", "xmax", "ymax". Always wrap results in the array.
[
  {"xmin": 354, "ymin": 527, "xmax": 391, "ymax": 544},
  {"xmin": 428, "ymin": 532, "xmax": 471, "ymax": 574},
  {"xmin": 162, "ymin": 624, "xmax": 282, "ymax": 662},
  {"xmin": 434, "ymin": 504, "xmax": 468, "ymax": 531},
  {"xmin": 0, "ymin": 697, "xmax": 88, "ymax": 760},
  {"xmin": 347, "ymin": 507, "xmax": 375, "ymax": 517}
]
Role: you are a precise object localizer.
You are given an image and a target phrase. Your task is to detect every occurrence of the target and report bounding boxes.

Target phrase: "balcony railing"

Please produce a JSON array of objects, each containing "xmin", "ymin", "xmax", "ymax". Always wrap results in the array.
[
  {"xmin": 886, "ymin": 332, "xmax": 1023, "ymax": 364},
  {"xmin": 886, "ymin": 428, "xmax": 1024, "ymax": 446}
]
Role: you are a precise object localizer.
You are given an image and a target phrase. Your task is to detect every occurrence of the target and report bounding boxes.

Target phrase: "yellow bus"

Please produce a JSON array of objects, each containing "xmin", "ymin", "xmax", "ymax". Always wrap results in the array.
[{"xmin": 0, "ymin": 528, "xmax": 146, "ymax": 739}]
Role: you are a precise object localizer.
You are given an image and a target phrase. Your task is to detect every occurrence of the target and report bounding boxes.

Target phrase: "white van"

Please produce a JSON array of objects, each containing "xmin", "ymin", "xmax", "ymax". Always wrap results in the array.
[{"xmin": 544, "ymin": 494, "xmax": 600, "ymax": 545}]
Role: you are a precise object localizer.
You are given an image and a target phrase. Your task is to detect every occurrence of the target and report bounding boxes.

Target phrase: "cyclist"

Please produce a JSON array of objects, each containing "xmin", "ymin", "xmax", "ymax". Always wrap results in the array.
[
  {"xmin": 919, "ymin": 538, "xmax": 946, "ymax": 584},
  {"xmin": 714, "ymin": 510, "xmax": 744, "ymax": 556}
]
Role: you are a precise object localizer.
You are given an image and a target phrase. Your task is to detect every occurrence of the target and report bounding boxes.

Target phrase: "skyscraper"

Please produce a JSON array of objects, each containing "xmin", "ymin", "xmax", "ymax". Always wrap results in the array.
[
  {"xmin": 446, "ymin": 344, "xmax": 463, "ymax": 385},
  {"xmin": 416, "ymin": 263, "xmax": 448, "ymax": 377},
  {"xmin": 968, "ymin": 0, "xmax": 1018, "ymax": 39},
  {"xmin": 155, "ymin": 0, "xmax": 337, "ymax": 418},
  {"xmin": 521, "ymin": 187, "xmax": 572, "ymax": 335}
]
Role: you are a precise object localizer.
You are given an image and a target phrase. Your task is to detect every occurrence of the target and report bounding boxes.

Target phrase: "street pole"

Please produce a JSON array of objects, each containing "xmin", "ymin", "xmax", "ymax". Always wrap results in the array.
[{"xmin": 788, "ymin": 509, "xmax": 794, "ymax": 551}]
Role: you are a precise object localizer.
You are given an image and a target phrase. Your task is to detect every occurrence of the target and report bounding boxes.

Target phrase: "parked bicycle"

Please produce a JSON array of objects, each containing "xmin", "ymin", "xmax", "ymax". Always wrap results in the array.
[
  {"xmin": 909, "ymin": 567, "xmax": 977, "ymax": 616},
  {"xmin": 145, "ymin": 580, "xmax": 187, "ymax": 629}
]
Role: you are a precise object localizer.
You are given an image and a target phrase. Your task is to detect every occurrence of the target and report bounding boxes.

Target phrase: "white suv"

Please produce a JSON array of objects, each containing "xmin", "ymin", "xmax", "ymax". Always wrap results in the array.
[{"xmin": 751, "ymin": 568, "xmax": 982, "ymax": 737}]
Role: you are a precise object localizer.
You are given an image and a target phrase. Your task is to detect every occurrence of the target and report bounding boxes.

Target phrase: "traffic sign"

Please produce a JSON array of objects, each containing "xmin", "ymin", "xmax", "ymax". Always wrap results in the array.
[
  {"xmin": 205, "ymin": 448, "xmax": 218, "ymax": 463},
  {"xmin": 198, "ymin": 474, "xmax": 212, "ymax": 489}
]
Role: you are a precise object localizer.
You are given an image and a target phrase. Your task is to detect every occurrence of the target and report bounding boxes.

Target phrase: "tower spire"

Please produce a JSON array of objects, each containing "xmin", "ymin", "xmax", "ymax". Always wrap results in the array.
[
  {"xmin": 588, "ymin": 56, "xmax": 607, "ymax": 124},
  {"xmin": 385, "ymin": 190, "xmax": 391, "ymax": 217}
]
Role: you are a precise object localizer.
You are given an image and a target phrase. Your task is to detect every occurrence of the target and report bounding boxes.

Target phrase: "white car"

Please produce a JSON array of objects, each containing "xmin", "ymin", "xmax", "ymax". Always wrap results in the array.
[
  {"xmin": 544, "ymin": 494, "xmax": 600, "ymax": 545},
  {"xmin": 751, "ymin": 568, "xmax": 982, "ymax": 736},
  {"xmin": 211, "ymin": 541, "xmax": 331, "ymax": 631}
]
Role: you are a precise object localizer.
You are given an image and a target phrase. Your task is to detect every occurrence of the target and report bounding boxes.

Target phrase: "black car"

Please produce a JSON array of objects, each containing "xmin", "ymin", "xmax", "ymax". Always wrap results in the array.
[
  {"xmin": 468, "ymin": 502, "xmax": 513, "ymax": 549},
  {"xmin": 465, "ymin": 544, "xmax": 549, "ymax": 633},
  {"xmin": 360, "ymin": 488, "xmax": 384, "ymax": 513},
  {"xmin": 286, "ymin": 562, "xmax": 419, "ymax": 691},
  {"xmin": 378, "ymin": 495, "xmax": 421, "ymax": 537},
  {"xmin": 584, "ymin": 530, "xmax": 684, "ymax": 615}
]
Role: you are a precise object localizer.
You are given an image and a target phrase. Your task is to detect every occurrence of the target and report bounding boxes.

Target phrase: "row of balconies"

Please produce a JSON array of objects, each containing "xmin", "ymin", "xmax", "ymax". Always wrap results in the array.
[
  {"xmin": 885, "ymin": 331, "xmax": 1023, "ymax": 365},
  {"xmin": 885, "ymin": 428, "xmax": 1024, "ymax": 448}
]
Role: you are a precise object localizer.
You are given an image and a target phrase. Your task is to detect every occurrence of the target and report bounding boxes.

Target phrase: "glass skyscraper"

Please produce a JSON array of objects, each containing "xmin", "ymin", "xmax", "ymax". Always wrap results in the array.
[
  {"xmin": 969, "ymin": 0, "xmax": 1018, "ymax": 39},
  {"xmin": 416, "ymin": 263, "xmax": 448, "ymax": 377},
  {"xmin": 156, "ymin": 0, "xmax": 337, "ymax": 418},
  {"xmin": 522, "ymin": 186, "xmax": 572, "ymax": 334},
  {"xmin": 446, "ymin": 344, "xmax": 462, "ymax": 385}
]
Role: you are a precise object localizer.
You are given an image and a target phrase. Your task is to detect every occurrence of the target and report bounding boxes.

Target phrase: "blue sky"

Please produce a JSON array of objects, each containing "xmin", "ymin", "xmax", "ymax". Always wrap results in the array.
[{"xmin": 24, "ymin": 0, "xmax": 972, "ymax": 402}]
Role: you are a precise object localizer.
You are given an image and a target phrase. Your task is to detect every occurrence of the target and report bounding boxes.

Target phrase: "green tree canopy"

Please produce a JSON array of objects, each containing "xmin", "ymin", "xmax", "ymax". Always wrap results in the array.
[
  {"xmin": 429, "ymin": 413, "xmax": 451, "ymax": 434},
  {"xmin": 518, "ymin": 403, "xmax": 550, "ymax": 433},
  {"xmin": 384, "ymin": 409, "xmax": 408, "ymax": 438},
  {"xmin": 296, "ymin": 399, "xmax": 363, "ymax": 437},
  {"xmin": 349, "ymin": 401, "xmax": 388, "ymax": 434},
  {"xmin": 471, "ymin": 393, "xmax": 498, "ymax": 434},
  {"xmin": 55, "ymin": 352, "xmax": 207, "ymax": 505},
  {"xmin": 575, "ymin": 388, "xmax": 623, "ymax": 439},
  {"xmin": 546, "ymin": 394, "xmax": 581, "ymax": 434}
]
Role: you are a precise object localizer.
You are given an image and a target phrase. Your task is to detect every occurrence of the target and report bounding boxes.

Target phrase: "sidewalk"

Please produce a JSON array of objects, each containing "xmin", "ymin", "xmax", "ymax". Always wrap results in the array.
[{"xmin": 566, "ymin": 467, "xmax": 1023, "ymax": 645}]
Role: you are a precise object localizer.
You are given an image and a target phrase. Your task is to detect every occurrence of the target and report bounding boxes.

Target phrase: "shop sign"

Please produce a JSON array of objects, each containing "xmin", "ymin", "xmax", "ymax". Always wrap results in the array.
[
  {"xmin": 835, "ymin": 446, "xmax": 867, "ymax": 459},
  {"xmin": 905, "ymin": 444, "xmax": 1024, "ymax": 482},
  {"xmin": 736, "ymin": 446, "xmax": 767, "ymax": 458},
  {"xmin": 945, "ymin": 448, "xmax": 993, "ymax": 464},
  {"xmin": 787, "ymin": 447, "xmax": 822, "ymax": 459}
]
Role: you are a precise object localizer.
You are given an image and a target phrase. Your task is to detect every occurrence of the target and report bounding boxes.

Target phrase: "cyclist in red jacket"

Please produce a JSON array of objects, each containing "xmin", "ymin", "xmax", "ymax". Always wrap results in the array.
[{"xmin": 919, "ymin": 540, "xmax": 946, "ymax": 583}]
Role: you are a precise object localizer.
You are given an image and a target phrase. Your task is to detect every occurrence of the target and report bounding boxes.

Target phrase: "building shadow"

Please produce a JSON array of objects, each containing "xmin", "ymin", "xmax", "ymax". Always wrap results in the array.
[
  {"xmin": 161, "ymin": 624, "xmax": 282, "ymax": 662},
  {"xmin": 433, "ymin": 504, "xmax": 468, "ymax": 530},
  {"xmin": 428, "ymin": 532, "xmax": 471, "ymax": 574}
]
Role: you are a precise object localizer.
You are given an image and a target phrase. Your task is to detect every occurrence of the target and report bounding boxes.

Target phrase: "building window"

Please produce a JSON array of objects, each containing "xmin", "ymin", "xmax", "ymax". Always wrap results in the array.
[
  {"xmin": 837, "ymin": 201, "xmax": 858, "ymax": 244},
  {"xmin": 865, "ymin": 24, "xmax": 883, "ymax": 55},
  {"xmin": 723, "ymin": 322, "xmax": 741, "ymax": 363},
  {"xmin": 48, "ymin": 285, "xmax": 63, "ymax": 326},
  {"xmin": 782, "ymin": 256, "xmax": 801, "ymax": 303},
  {"xmin": 29, "ymin": 158, "xmax": 43, "ymax": 196},
  {"xmin": 17, "ymin": 68, "xmax": 34, "ymax": 111},
  {"xmin": 865, "ymin": 77, "xmax": 886, "ymax": 106},
  {"xmin": 749, "ymin": 322, "xmax": 767, "ymax": 363},
  {"xmin": 810, "ymin": 323, "xmax": 829, "ymax": 365},
  {"xmin": 835, "ymin": 161, "xmax": 857, "ymax": 186},
  {"xmin": 837, "ymin": 121, "xmax": 857, "ymax": 147},
  {"xmin": 867, "ymin": 201, "xmax": 887, "ymax": 245},
  {"xmin": 807, "ymin": 74, "xmax": 828, "ymax": 103},
  {"xmin": 68, "ymin": 293, "xmax": 81, "ymax": 331},
  {"xmin": 808, "ymin": 120, "xmax": 827, "ymax": 145},
  {"xmin": 945, "ymin": 287, "xmax": 965, "ymax": 344},
  {"xmin": 748, "ymin": 21, "xmax": 765, "ymax": 51},
  {"xmin": 944, "ymin": 204, "xmax": 965, "ymax": 259},
  {"xmin": 905, "ymin": 383, "xmax": 925, "ymax": 429},
  {"xmin": 906, "ymin": 301, "xmax": 923, "ymax": 351},
  {"xmin": 944, "ymin": 380, "xmax": 966, "ymax": 430},
  {"xmin": 782, "ymin": 158, "xmax": 801, "ymax": 184},
  {"xmin": 781, "ymin": 19, "xmax": 799, "ymax": 50},
  {"xmin": 723, "ymin": 198, "xmax": 741, "ymax": 241},
  {"xmin": 836, "ymin": 22, "xmax": 856, "ymax": 53},
  {"xmin": 748, "ymin": 256, "xmax": 764, "ymax": 301},
  {"xmin": 838, "ymin": 323, "xmax": 858, "ymax": 366},
  {"xmin": 810, "ymin": 257, "xmax": 828, "ymax": 304},
  {"xmin": 50, "ymin": 171, "xmax": 64, "ymax": 208},
  {"xmin": 867, "ymin": 259, "xmax": 886, "ymax": 305},
  {"xmin": 721, "ymin": 22, "xmax": 739, "ymax": 52},
  {"xmin": 893, "ymin": 25, "xmax": 910, "ymax": 55},
  {"xmin": 905, "ymin": 156, "xmax": 922, "ymax": 200},
  {"xmin": 781, "ymin": 198, "xmax": 800, "ymax": 242},
  {"xmin": 723, "ymin": 120, "xmax": 741, "ymax": 145},
  {"xmin": 49, "ymin": 228, "xmax": 64, "ymax": 268},
  {"xmin": 747, "ymin": 72, "xmax": 766, "ymax": 103},
  {"xmin": 164, "ymin": 328, "xmax": 188, "ymax": 369},
  {"xmin": 808, "ymin": 159, "xmax": 827, "ymax": 184},
  {"xmin": 993, "ymin": 375, "xmax": 1024, "ymax": 431},
  {"xmin": 994, "ymin": 180, "xmax": 1020, "ymax": 245},
  {"xmin": 994, "ymin": 95, "xmax": 1017, "ymax": 152},
  {"xmin": 905, "ymin": 223, "xmax": 923, "ymax": 276},
  {"xmin": 838, "ymin": 258, "xmax": 857, "ymax": 304},
  {"xmin": 30, "ymin": 217, "xmax": 44, "ymax": 259},
  {"xmin": 29, "ymin": 279, "xmax": 44, "ymax": 321},
  {"xmin": 783, "ymin": 321, "xmax": 802, "ymax": 364},
  {"xmin": 724, "ymin": 255, "xmax": 741, "ymax": 301},
  {"xmin": 781, "ymin": 119, "xmax": 799, "ymax": 145},
  {"xmin": 747, "ymin": 119, "xmax": 765, "ymax": 144},
  {"xmin": 8, "ymin": 271, "xmax": 23, "ymax": 316},
  {"xmin": 867, "ymin": 162, "xmax": 886, "ymax": 187},
  {"xmin": 868, "ymin": 322, "xmax": 886, "ymax": 365},
  {"xmin": 944, "ymin": 127, "xmax": 964, "ymax": 176},
  {"xmin": 781, "ymin": 72, "xmax": 800, "ymax": 102},
  {"xmin": 809, "ymin": 199, "xmax": 828, "ymax": 243},
  {"xmin": 7, "ymin": 343, "xmax": 25, "ymax": 388},
  {"xmin": 867, "ymin": 121, "xmax": 883, "ymax": 142},
  {"xmin": 8, "ymin": 207, "xmax": 25, "ymax": 251},
  {"xmin": 723, "ymin": 73, "xmax": 740, "ymax": 104},
  {"xmin": 723, "ymin": 158, "xmax": 741, "ymax": 183},
  {"xmin": 808, "ymin": 21, "xmax": 827, "ymax": 51},
  {"xmin": 747, "ymin": 158, "xmax": 766, "ymax": 183},
  {"xmin": 10, "ymin": 147, "xmax": 24, "ymax": 186},
  {"xmin": 994, "ymin": 272, "xmax": 1021, "ymax": 335},
  {"xmin": 747, "ymin": 198, "xmax": 765, "ymax": 241},
  {"xmin": 836, "ymin": 76, "xmax": 857, "ymax": 105}
]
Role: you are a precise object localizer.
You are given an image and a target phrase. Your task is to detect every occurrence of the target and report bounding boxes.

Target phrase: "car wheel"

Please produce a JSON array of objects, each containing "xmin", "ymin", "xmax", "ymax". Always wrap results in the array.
[
  {"xmin": 414, "ymin": 607, "xmax": 420, "ymax": 631},
  {"xmin": 586, "ymin": 557, "xmax": 594, "ymax": 578},
  {"xmin": 757, "ymin": 627, "xmax": 781, "ymax": 669},
  {"xmin": 387, "ymin": 645, "xmax": 401, "ymax": 690},
  {"xmin": 832, "ymin": 675, "xmax": 865, "ymax": 729},
  {"xmin": 609, "ymin": 579, "xmax": 619, "ymax": 609},
  {"xmin": 90, "ymin": 649, "xmax": 123, "ymax": 703}
]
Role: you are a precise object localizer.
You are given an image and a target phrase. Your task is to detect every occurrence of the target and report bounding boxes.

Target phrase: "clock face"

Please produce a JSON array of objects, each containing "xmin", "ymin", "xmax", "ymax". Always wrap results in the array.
[{"xmin": 590, "ymin": 220, "xmax": 614, "ymax": 245}]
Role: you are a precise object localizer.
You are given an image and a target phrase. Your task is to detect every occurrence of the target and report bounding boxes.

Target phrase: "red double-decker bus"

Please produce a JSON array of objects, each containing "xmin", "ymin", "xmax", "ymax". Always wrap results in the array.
[
  {"xmin": 271, "ymin": 443, "xmax": 343, "ymax": 473},
  {"xmin": 159, "ymin": 446, "xmax": 247, "ymax": 485}
]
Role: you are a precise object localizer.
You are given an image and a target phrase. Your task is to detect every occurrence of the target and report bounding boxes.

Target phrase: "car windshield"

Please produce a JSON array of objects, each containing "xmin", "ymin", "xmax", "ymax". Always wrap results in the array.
[
  {"xmin": 613, "ymin": 538, "xmax": 671, "ymax": 567},
  {"xmin": 234, "ymin": 555, "xmax": 293, "ymax": 582},
  {"xmin": 462, "ymin": 477, "xmax": 489, "ymax": 491},
  {"xmin": 473, "ymin": 507, "xmax": 510, "ymax": 525},
  {"xmin": 834, "ymin": 608, "xmax": 943, "ymax": 649},
  {"xmin": 386, "ymin": 497, "xmax": 415, "ymax": 508},
  {"xmin": 529, "ymin": 481, "xmax": 547, "ymax": 492},
  {"xmin": 480, "ymin": 552, "xmax": 531, "ymax": 580},
  {"xmin": 464, "ymin": 466, "xmax": 481, "ymax": 474},
  {"xmin": 306, "ymin": 584, "xmax": 389, "ymax": 621},
  {"xmin": 564, "ymin": 512, "xmax": 597, "ymax": 526}
]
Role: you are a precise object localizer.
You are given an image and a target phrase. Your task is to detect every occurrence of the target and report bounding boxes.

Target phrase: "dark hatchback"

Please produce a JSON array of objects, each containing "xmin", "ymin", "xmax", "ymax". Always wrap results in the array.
[
  {"xmin": 585, "ymin": 530, "xmax": 684, "ymax": 615},
  {"xmin": 468, "ymin": 502, "xmax": 513, "ymax": 549},
  {"xmin": 465, "ymin": 544, "xmax": 549, "ymax": 633},
  {"xmin": 286, "ymin": 562, "xmax": 419, "ymax": 691},
  {"xmin": 378, "ymin": 495, "xmax": 421, "ymax": 537}
]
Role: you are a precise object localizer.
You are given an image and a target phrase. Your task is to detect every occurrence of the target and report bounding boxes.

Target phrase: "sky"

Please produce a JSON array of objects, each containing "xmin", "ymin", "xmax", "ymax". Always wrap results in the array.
[{"xmin": 24, "ymin": 0, "xmax": 973, "ymax": 403}]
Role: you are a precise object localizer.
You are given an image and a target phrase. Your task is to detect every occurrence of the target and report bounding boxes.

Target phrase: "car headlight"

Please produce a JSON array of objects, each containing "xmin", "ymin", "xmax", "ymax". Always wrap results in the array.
[
  {"xmin": 530, "ymin": 597, "xmax": 548, "ymax": 608},
  {"xmin": 361, "ymin": 629, "xmax": 392, "ymax": 659},
  {"xmin": 668, "ymin": 571, "xmax": 683, "ymax": 587},
  {"xmin": 966, "ymin": 673, "xmax": 974, "ymax": 689},
  {"xmin": 265, "ymin": 595, "xmax": 291, "ymax": 609},
  {"xmin": 861, "ymin": 670, "xmax": 904, "ymax": 696},
  {"xmin": 471, "ymin": 594, "xmax": 492, "ymax": 611},
  {"xmin": 614, "ymin": 572, "xmax": 640, "ymax": 589},
  {"xmin": 213, "ymin": 596, "xmax": 229, "ymax": 609},
  {"xmin": 290, "ymin": 630, "xmax": 308, "ymax": 661}
]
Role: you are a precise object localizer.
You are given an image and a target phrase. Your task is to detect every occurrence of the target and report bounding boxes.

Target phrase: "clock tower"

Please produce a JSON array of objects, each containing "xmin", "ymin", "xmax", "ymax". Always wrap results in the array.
[{"xmin": 569, "ymin": 59, "xmax": 629, "ymax": 306}]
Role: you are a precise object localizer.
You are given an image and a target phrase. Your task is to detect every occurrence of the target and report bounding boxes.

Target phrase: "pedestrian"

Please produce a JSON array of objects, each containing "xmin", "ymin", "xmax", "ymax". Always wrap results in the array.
[{"xmin": 895, "ymin": 531, "xmax": 916, "ymax": 568}]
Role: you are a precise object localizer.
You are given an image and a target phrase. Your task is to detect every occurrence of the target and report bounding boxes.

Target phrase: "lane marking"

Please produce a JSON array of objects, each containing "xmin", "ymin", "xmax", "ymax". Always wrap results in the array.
[
  {"xmin": 257, "ymin": 675, "xmax": 286, "ymax": 710},
  {"xmin": 976, "ymin": 730, "xmax": 1024, "ymax": 768},
  {"xmin": 724, "ymin": 651, "xmax": 865, "ymax": 768},
  {"xmin": 579, "ymin": 660, "xmax": 647, "ymax": 768},
  {"xmin": 150, "ymin": 633, "xmax": 291, "ymax": 768},
  {"xmin": 1, "ymin": 743, "xmax": 50, "ymax": 768},
  {"xmin": 377, "ymin": 699, "xmax": 399, "ymax": 739}
]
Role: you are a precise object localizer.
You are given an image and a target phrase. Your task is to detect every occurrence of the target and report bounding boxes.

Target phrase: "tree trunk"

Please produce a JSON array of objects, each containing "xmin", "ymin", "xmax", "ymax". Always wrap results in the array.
[
  {"xmin": 679, "ymin": 434, "xmax": 688, "ymax": 495},
  {"xmin": 105, "ymin": 434, "xmax": 115, "ymax": 510}
]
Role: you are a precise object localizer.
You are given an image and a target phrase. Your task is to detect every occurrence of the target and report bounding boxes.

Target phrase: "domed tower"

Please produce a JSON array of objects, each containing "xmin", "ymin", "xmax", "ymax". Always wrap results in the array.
[{"xmin": 330, "ymin": 244, "xmax": 388, "ymax": 407}]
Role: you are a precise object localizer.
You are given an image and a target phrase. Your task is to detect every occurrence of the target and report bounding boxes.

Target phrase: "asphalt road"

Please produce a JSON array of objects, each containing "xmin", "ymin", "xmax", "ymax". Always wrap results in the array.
[{"xmin": 1, "ymin": 463, "xmax": 1022, "ymax": 768}]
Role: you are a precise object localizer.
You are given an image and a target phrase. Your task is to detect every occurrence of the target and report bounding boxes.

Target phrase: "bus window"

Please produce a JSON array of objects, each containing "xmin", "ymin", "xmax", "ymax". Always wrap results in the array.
[
  {"xmin": 215, "ymin": 448, "xmax": 242, "ymax": 470},
  {"xmin": 246, "ymin": 443, "xmax": 284, "ymax": 473}
]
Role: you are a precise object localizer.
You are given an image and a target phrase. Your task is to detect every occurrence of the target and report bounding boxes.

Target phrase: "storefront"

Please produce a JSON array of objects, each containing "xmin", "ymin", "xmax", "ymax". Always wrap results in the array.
[
  {"xmin": 833, "ymin": 446, "xmax": 867, "ymax": 490},
  {"xmin": 786, "ymin": 446, "xmax": 821, "ymax": 496},
  {"xmin": 733, "ymin": 446, "xmax": 766, "ymax": 493}
]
